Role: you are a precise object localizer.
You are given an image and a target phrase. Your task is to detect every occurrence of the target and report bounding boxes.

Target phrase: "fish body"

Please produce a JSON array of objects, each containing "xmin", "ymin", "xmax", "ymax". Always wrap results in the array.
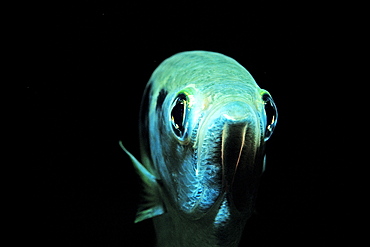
[{"xmin": 121, "ymin": 51, "xmax": 277, "ymax": 246}]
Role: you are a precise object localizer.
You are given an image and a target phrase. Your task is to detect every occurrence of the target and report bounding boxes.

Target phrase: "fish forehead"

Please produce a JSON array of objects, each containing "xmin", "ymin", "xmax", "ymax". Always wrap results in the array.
[{"xmin": 150, "ymin": 51, "xmax": 260, "ymax": 100}]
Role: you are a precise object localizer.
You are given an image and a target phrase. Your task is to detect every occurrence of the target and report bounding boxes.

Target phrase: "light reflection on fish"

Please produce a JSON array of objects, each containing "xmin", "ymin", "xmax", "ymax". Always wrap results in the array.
[{"xmin": 120, "ymin": 51, "xmax": 277, "ymax": 247}]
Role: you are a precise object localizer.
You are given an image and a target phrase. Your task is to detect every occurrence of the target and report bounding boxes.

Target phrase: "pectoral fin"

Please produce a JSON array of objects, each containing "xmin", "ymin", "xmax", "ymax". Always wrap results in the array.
[{"xmin": 119, "ymin": 141, "xmax": 165, "ymax": 223}]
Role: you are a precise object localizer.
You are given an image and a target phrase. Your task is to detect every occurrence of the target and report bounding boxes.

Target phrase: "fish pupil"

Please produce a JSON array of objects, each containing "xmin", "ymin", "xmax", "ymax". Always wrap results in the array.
[{"xmin": 171, "ymin": 93, "xmax": 187, "ymax": 138}]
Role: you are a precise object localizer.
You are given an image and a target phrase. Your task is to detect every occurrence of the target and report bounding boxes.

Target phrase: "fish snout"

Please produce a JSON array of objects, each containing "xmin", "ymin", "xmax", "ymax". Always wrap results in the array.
[{"xmin": 221, "ymin": 100, "xmax": 251, "ymax": 122}]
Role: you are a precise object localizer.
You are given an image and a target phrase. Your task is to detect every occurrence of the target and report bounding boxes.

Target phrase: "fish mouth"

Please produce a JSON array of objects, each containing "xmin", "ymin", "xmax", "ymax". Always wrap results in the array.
[
  {"xmin": 221, "ymin": 121, "xmax": 248, "ymax": 194},
  {"xmin": 221, "ymin": 119, "xmax": 259, "ymax": 212},
  {"xmin": 191, "ymin": 101, "xmax": 261, "ymax": 216}
]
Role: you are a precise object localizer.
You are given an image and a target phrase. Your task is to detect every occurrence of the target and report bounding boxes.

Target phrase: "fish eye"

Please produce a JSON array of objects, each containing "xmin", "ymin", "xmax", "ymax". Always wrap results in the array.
[
  {"xmin": 262, "ymin": 93, "xmax": 278, "ymax": 141},
  {"xmin": 171, "ymin": 93, "xmax": 188, "ymax": 139}
]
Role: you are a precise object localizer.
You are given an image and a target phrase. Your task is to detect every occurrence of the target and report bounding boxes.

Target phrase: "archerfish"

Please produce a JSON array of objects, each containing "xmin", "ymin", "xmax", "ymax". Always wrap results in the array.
[{"xmin": 120, "ymin": 51, "xmax": 277, "ymax": 247}]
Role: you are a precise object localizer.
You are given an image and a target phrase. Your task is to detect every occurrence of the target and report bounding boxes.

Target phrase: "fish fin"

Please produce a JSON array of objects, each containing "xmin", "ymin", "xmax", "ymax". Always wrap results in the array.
[
  {"xmin": 119, "ymin": 141, "xmax": 165, "ymax": 223},
  {"xmin": 134, "ymin": 205, "xmax": 165, "ymax": 223}
]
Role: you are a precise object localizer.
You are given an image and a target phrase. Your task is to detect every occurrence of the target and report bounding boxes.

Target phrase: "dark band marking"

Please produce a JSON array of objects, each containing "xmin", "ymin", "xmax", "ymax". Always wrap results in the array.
[
  {"xmin": 156, "ymin": 89, "xmax": 168, "ymax": 112},
  {"xmin": 139, "ymin": 81, "xmax": 153, "ymax": 159}
]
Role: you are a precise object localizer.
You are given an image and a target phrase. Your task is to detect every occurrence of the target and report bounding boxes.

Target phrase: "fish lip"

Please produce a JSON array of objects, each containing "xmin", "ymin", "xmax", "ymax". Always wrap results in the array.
[
  {"xmin": 221, "ymin": 120, "xmax": 248, "ymax": 194},
  {"xmin": 221, "ymin": 118, "xmax": 256, "ymax": 213},
  {"xmin": 218, "ymin": 101, "xmax": 261, "ymax": 212}
]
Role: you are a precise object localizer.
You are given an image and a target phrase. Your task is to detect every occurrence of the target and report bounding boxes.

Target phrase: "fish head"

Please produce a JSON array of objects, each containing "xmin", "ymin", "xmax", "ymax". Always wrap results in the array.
[{"xmin": 141, "ymin": 51, "xmax": 277, "ymax": 223}]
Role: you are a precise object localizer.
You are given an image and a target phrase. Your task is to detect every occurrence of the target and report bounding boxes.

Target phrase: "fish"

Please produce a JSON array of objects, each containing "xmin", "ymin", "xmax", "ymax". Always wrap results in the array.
[{"xmin": 120, "ymin": 51, "xmax": 277, "ymax": 247}]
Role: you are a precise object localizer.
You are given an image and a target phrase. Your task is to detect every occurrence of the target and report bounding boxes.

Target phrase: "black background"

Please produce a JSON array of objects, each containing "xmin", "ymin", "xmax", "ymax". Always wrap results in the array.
[{"xmin": 23, "ymin": 1, "xmax": 352, "ymax": 246}]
